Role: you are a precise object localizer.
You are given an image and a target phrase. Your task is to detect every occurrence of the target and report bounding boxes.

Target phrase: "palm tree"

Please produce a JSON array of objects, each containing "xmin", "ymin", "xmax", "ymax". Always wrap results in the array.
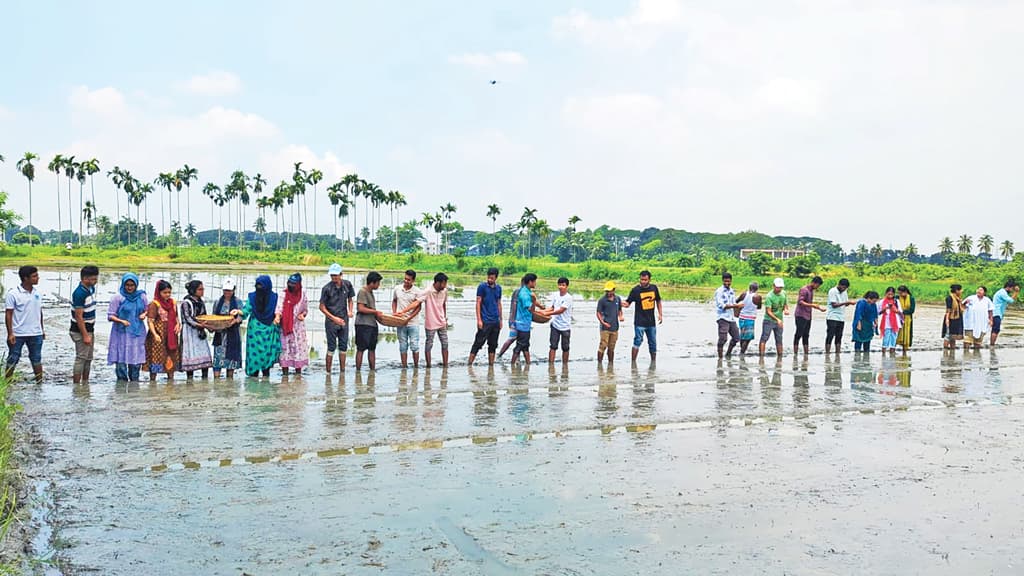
[
  {"xmin": 869, "ymin": 244, "xmax": 884, "ymax": 264},
  {"xmin": 75, "ymin": 162, "xmax": 88, "ymax": 245},
  {"xmin": 339, "ymin": 174, "xmax": 361, "ymax": 247},
  {"xmin": 47, "ymin": 154, "xmax": 67, "ymax": 243},
  {"xmin": 326, "ymin": 182, "xmax": 343, "ymax": 250},
  {"xmin": 307, "ymin": 168, "xmax": 323, "ymax": 242},
  {"xmin": 185, "ymin": 223, "xmax": 197, "ymax": 245},
  {"xmin": 83, "ymin": 201, "xmax": 96, "ymax": 241},
  {"xmin": 389, "ymin": 190, "xmax": 407, "ymax": 254},
  {"xmin": 62, "ymin": 156, "xmax": 76, "ymax": 239},
  {"xmin": 82, "ymin": 158, "xmax": 100, "ymax": 235},
  {"xmin": 420, "ymin": 212, "xmax": 438, "ymax": 253},
  {"xmin": 957, "ymin": 234, "xmax": 972, "ymax": 255},
  {"xmin": 519, "ymin": 207, "xmax": 538, "ymax": 258},
  {"xmin": 16, "ymin": 153, "xmax": 38, "ymax": 246},
  {"xmin": 1000, "ymin": 240, "xmax": 1015, "ymax": 262},
  {"xmin": 568, "ymin": 215, "xmax": 582, "ymax": 262},
  {"xmin": 903, "ymin": 243, "xmax": 918, "ymax": 259},
  {"xmin": 486, "ymin": 203, "xmax": 501, "ymax": 255},
  {"xmin": 203, "ymin": 183, "xmax": 224, "ymax": 246},
  {"xmin": 155, "ymin": 172, "xmax": 176, "ymax": 238},
  {"xmin": 977, "ymin": 234, "xmax": 994, "ymax": 256},
  {"xmin": 254, "ymin": 216, "xmax": 267, "ymax": 250},
  {"xmin": 366, "ymin": 184, "xmax": 385, "ymax": 250},
  {"xmin": 272, "ymin": 181, "xmax": 291, "ymax": 249},
  {"xmin": 440, "ymin": 202, "xmax": 457, "ymax": 254},
  {"xmin": 177, "ymin": 164, "xmax": 198, "ymax": 232},
  {"xmin": 939, "ymin": 237, "xmax": 954, "ymax": 255},
  {"xmin": 138, "ymin": 182, "xmax": 154, "ymax": 246},
  {"xmin": 532, "ymin": 219, "xmax": 552, "ymax": 256}
]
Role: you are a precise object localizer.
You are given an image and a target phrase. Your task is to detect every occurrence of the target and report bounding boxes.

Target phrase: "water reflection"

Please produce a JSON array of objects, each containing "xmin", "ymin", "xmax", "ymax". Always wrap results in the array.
[
  {"xmin": 596, "ymin": 364, "xmax": 618, "ymax": 421},
  {"xmin": 758, "ymin": 364, "xmax": 782, "ymax": 411},
  {"xmin": 322, "ymin": 372, "xmax": 348, "ymax": 431},
  {"xmin": 714, "ymin": 360, "xmax": 754, "ymax": 412},
  {"xmin": 353, "ymin": 371, "xmax": 376, "ymax": 425}
]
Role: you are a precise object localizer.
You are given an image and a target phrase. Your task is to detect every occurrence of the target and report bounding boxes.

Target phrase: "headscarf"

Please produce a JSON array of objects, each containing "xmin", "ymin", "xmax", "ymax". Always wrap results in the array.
[
  {"xmin": 280, "ymin": 273, "xmax": 303, "ymax": 336},
  {"xmin": 154, "ymin": 279, "xmax": 178, "ymax": 350},
  {"xmin": 116, "ymin": 272, "xmax": 147, "ymax": 337},
  {"xmin": 948, "ymin": 292, "xmax": 963, "ymax": 320},
  {"xmin": 248, "ymin": 275, "xmax": 278, "ymax": 326}
]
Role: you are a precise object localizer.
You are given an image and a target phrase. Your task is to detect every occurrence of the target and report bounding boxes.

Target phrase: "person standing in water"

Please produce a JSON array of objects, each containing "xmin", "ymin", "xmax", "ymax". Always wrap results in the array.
[
  {"xmin": 107, "ymin": 272, "xmax": 148, "ymax": 382},
  {"xmin": 877, "ymin": 287, "xmax": 903, "ymax": 355},
  {"xmin": 991, "ymin": 280, "xmax": 1018, "ymax": 347},
  {"xmin": 896, "ymin": 285, "xmax": 916, "ymax": 354},
  {"xmin": 622, "ymin": 271, "xmax": 662, "ymax": 362},
  {"xmin": 5, "ymin": 266, "xmax": 44, "ymax": 383},
  {"xmin": 469, "ymin": 268, "xmax": 503, "ymax": 366},
  {"xmin": 852, "ymin": 290, "xmax": 880, "ymax": 353},
  {"xmin": 319, "ymin": 263, "xmax": 356, "ymax": 373},
  {"xmin": 146, "ymin": 280, "xmax": 181, "ymax": 381},
  {"xmin": 596, "ymin": 281, "xmax": 624, "ymax": 364},
  {"xmin": 714, "ymin": 272, "xmax": 743, "ymax": 359},
  {"xmin": 759, "ymin": 278, "xmax": 789, "ymax": 359},
  {"xmin": 793, "ymin": 276, "xmax": 826, "ymax": 356},
  {"xmin": 70, "ymin": 265, "xmax": 99, "ymax": 384},
  {"xmin": 179, "ymin": 280, "xmax": 213, "ymax": 379},
  {"xmin": 401, "ymin": 273, "xmax": 449, "ymax": 368},
  {"xmin": 547, "ymin": 277, "xmax": 573, "ymax": 365},
  {"xmin": 943, "ymin": 284, "xmax": 964, "ymax": 351},
  {"xmin": 276, "ymin": 273, "xmax": 309, "ymax": 375},
  {"xmin": 736, "ymin": 282, "xmax": 761, "ymax": 356},
  {"xmin": 825, "ymin": 278, "xmax": 854, "ymax": 355},
  {"xmin": 355, "ymin": 272, "xmax": 385, "ymax": 371},
  {"xmin": 211, "ymin": 279, "xmax": 242, "ymax": 379},
  {"xmin": 511, "ymin": 273, "xmax": 546, "ymax": 366},
  {"xmin": 242, "ymin": 275, "xmax": 282, "ymax": 377},
  {"xmin": 962, "ymin": 286, "xmax": 994, "ymax": 351},
  {"xmin": 392, "ymin": 270, "xmax": 422, "ymax": 369}
]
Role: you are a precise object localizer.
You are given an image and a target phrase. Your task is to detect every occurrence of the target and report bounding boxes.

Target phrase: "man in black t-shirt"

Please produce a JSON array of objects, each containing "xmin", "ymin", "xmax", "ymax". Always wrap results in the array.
[{"xmin": 622, "ymin": 270, "xmax": 663, "ymax": 362}]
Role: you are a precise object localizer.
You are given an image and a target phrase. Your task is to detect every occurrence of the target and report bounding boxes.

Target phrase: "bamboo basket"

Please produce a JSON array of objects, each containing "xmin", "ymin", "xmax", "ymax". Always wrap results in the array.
[
  {"xmin": 378, "ymin": 313, "xmax": 413, "ymax": 328},
  {"xmin": 197, "ymin": 314, "xmax": 238, "ymax": 330},
  {"xmin": 532, "ymin": 311, "xmax": 551, "ymax": 324}
]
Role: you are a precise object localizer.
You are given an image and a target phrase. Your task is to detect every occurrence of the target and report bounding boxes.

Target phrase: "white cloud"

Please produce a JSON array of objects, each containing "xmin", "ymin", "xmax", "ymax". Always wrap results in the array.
[
  {"xmin": 552, "ymin": 0, "xmax": 683, "ymax": 50},
  {"xmin": 178, "ymin": 71, "xmax": 243, "ymax": 96},
  {"xmin": 448, "ymin": 51, "xmax": 527, "ymax": 68},
  {"xmin": 753, "ymin": 77, "xmax": 822, "ymax": 117},
  {"xmin": 69, "ymin": 85, "xmax": 129, "ymax": 117}
]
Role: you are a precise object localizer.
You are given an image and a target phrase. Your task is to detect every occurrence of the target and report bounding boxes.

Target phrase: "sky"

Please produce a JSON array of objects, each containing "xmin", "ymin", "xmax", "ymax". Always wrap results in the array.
[{"xmin": 1, "ymin": 0, "xmax": 1022, "ymax": 252}]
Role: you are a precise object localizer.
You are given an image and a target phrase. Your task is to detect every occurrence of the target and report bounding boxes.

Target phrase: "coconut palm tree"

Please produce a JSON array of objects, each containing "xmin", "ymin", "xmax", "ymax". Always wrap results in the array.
[
  {"xmin": 59, "ymin": 156, "xmax": 77, "ymax": 239},
  {"xmin": 185, "ymin": 223, "xmax": 197, "ymax": 245},
  {"xmin": 519, "ymin": 207, "xmax": 538, "ymax": 258},
  {"xmin": 366, "ymin": 184, "xmax": 386, "ymax": 250},
  {"xmin": 272, "ymin": 181, "xmax": 291, "ymax": 249},
  {"xmin": 75, "ymin": 162, "xmax": 88, "ymax": 245},
  {"xmin": 939, "ymin": 237, "xmax": 954, "ymax": 255},
  {"xmin": 155, "ymin": 172, "xmax": 176, "ymax": 238},
  {"xmin": 326, "ymin": 182, "xmax": 343, "ymax": 250},
  {"xmin": 440, "ymin": 202, "xmax": 457, "ymax": 254},
  {"xmin": 903, "ymin": 243, "xmax": 918, "ymax": 259},
  {"xmin": 16, "ymin": 153, "xmax": 38, "ymax": 246},
  {"xmin": 339, "ymin": 174, "xmax": 361, "ymax": 247},
  {"xmin": 177, "ymin": 164, "xmax": 198, "ymax": 232},
  {"xmin": 1000, "ymin": 240, "xmax": 1015, "ymax": 262},
  {"xmin": 389, "ymin": 190, "xmax": 407, "ymax": 254},
  {"xmin": 47, "ymin": 154, "xmax": 65, "ymax": 243},
  {"xmin": 568, "ymin": 215, "xmax": 582, "ymax": 262},
  {"xmin": 82, "ymin": 158, "xmax": 100, "ymax": 232},
  {"xmin": 203, "ymin": 183, "xmax": 224, "ymax": 246},
  {"xmin": 307, "ymin": 168, "xmax": 323, "ymax": 241},
  {"xmin": 138, "ymin": 182, "xmax": 154, "ymax": 246},
  {"xmin": 957, "ymin": 234, "xmax": 973, "ymax": 255},
  {"xmin": 486, "ymin": 204, "xmax": 501, "ymax": 254},
  {"xmin": 420, "ymin": 212, "xmax": 439, "ymax": 253},
  {"xmin": 977, "ymin": 234, "xmax": 994, "ymax": 256}
]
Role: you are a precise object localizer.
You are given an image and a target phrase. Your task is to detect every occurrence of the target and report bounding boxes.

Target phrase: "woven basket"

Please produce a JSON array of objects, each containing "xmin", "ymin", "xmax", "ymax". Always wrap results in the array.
[
  {"xmin": 197, "ymin": 314, "xmax": 238, "ymax": 331},
  {"xmin": 532, "ymin": 311, "xmax": 551, "ymax": 324},
  {"xmin": 378, "ymin": 313, "xmax": 413, "ymax": 328}
]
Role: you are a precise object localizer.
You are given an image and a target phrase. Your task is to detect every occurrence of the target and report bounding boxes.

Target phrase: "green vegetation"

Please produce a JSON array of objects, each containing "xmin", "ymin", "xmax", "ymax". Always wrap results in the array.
[{"xmin": 0, "ymin": 370, "xmax": 21, "ymax": 573}]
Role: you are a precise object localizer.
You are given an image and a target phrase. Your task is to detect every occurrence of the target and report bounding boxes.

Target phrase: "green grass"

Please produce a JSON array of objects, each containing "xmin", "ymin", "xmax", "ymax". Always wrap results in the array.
[
  {"xmin": 2, "ymin": 245, "xmax": 1021, "ymax": 304},
  {"xmin": 0, "ymin": 370, "xmax": 21, "ymax": 570}
]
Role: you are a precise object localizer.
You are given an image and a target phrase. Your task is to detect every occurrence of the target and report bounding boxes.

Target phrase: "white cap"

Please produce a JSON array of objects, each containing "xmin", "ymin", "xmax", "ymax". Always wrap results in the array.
[
  {"xmin": 328, "ymin": 263, "xmax": 343, "ymax": 275},
  {"xmin": 222, "ymin": 279, "xmax": 236, "ymax": 291},
  {"xmin": 773, "ymin": 278, "xmax": 785, "ymax": 288}
]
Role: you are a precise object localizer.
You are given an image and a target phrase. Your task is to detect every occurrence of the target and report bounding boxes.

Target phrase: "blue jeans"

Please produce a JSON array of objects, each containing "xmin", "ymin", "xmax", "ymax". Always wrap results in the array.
[
  {"xmin": 396, "ymin": 326, "xmax": 420, "ymax": 354},
  {"xmin": 115, "ymin": 363, "xmax": 142, "ymax": 381},
  {"xmin": 854, "ymin": 340, "xmax": 871, "ymax": 352},
  {"xmin": 633, "ymin": 326, "xmax": 657, "ymax": 353},
  {"xmin": 7, "ymin": 335, "xmax": 43, "ymax": 367}
]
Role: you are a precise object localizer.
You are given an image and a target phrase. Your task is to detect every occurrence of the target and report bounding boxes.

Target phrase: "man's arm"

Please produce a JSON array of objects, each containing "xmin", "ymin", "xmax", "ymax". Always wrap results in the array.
[
  {"xmin": 475, "ymin": 296, "xmax": 483, "ymax": 328},
  {"xmin": 392, "ymin": 292, "xmax": 399, "ymax": 314},
  {"xmin": 656, "ymin": 299, "xmax": 664, "ymax": 324},
  {"xmin": 5, "ymin": 309, "xmax": 13, "ymax": 346},
  {"xmin": 74, "ymin": 308, "xmax": 91, "ymax": 344}
]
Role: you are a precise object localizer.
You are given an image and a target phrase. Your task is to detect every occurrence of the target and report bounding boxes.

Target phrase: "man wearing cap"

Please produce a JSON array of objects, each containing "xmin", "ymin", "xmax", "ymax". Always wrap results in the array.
[
  {"xmin": 759, "ymin": 278, "xmax": 789, "ymax": 359},
  {"xmin": 319, "ymin": 263, "xmax": 356, "ymax": 372},
  {"xmin": 825, "ymin": 278, "xmax": 855, "ymax": 355},
  {"xmin": 596, "ymin": 281, "xmax": 624, "ymax": 364},
  {"xmin": 714, "ymin": 272, "xmax": 744, "ymax": 359}
]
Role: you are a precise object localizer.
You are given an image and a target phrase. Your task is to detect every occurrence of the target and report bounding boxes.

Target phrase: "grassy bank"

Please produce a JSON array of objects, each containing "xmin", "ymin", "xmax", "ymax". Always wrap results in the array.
[
  {"xmin": 2, "ymin": 245, "xmax": 1021, "ymax": 305},
  {"xmin": 0, "ymin": 371, "xmax": 21, "ymax": 574}
]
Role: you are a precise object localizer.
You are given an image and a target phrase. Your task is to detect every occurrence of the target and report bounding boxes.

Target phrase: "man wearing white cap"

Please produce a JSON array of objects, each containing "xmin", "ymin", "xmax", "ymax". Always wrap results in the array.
[
  {"xmin": 758, "ymin": 278, "xmax": 789, "ymax": 359},
  {"xmin": 319, "ymin": 263, "xmax": 356, "ymax": 372}
]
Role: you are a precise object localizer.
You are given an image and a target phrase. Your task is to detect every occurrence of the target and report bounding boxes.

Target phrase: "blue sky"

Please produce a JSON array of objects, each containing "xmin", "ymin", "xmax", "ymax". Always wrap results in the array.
[{"xmin": 2, "ymin": 0, "xmax": 1023, "ymax": 251}]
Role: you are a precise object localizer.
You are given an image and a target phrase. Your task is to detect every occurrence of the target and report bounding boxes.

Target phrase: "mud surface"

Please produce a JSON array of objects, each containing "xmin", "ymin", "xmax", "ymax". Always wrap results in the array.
[{"xmin": 7, "ymin": 268, "xmax": 1024, "ymax": 574}]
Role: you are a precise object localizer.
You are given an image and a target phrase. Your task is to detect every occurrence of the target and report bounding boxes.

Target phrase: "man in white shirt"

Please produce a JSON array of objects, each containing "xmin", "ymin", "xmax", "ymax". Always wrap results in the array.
[
  {"xmin": 547, "ymin": 277, "xmax": 573, "ymax": 364},
  {"xmin": 714, "ymin": 273, "xmax": 743, "ymax": 359},
  {"xmin": 5, "ymin": 265, "xmax": 44, "ymax": 382},
  {"xmin": 825, "ymin": 278, "xmax": 855, "ymax": 355}
]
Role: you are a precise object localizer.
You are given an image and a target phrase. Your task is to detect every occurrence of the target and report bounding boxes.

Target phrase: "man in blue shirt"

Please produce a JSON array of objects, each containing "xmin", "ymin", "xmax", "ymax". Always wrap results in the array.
[
  {"xmin": 991, "ymin": 280, "xmax": 1019, "ymax": 347},
  {"xmin": 509, "ymin": 273, "xmax": 550, "ymax": 366},
  {"xmin": 70, "ymin": 265, "xmax": 99, "ymax": 384},
  {"xmin": 469, "ymin": 267, "xmax": 502, "ymax": 366}
]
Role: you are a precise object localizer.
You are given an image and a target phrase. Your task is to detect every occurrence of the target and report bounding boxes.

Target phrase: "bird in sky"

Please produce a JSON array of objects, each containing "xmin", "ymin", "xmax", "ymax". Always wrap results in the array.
[{"xmin": 490, "ymin": 80, "xmax": 498, "ymax": 85}]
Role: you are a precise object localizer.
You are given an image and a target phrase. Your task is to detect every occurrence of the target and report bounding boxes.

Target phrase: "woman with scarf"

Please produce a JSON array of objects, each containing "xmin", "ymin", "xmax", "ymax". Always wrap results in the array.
[
  {"xmin": 275, "ymin": 273, "xmax": 309, "ymax": 374},
  {"xmin": 107, "ymin": 273, "xmax": 149, "ymax": 381},
  {"xmin": 877, "ymin": 287, "xmax": 903, "ymax": 355},
  {"xmin": 212, "ymin": 279, "xmax": 243, "ymax": 378},
  {"xmin": 180, "ymin": 280, "xmax": 214, "ymax": 379},
  {"xmin": 242, "ymin": 275, "xmax": 282, "ymax": 377},
  {"xmin": 896, "ymin": 285, "xmax": 916, "ymax": 354},
  {"xmin": 943, "ymin": 284, "xmax": 964, "ymax": 351},
  {"xmin": 146, "ymin": 280, "xmax": 181, "ymax": 381}
]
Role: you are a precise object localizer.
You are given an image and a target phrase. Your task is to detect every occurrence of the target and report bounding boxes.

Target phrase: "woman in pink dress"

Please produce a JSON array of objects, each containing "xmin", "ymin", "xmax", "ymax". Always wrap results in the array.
[{"xmin": 275, "ymin": 273, "xmax": 309, "ymax": 374}]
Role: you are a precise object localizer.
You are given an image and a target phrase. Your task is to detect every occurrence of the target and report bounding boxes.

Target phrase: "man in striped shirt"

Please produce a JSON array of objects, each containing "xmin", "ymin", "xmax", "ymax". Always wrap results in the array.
[{"xmin": 70, "ymin": 265, "xmax": 99, "ymax": 384}]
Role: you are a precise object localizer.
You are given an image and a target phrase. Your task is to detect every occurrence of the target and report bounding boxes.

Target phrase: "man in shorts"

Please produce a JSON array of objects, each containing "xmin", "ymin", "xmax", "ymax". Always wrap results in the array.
[
  {"xmin": 943, "ymin": 284, "xmax": 964, "ymax": 350},
  {"xmin": 622, "ymin": 271, "xmax": 663, "ymax": 362},
  {"xmin": 5, "ymin": 265, "xmax": 44, "ymax": 382},
  {"xmin": 70, "ymin": 265, "xmax": 99, "ymax": 384},
  {"xmin": 990, "ymin": 280, "xmax": 1018, "ymax": 347},
  {"xmin": 391, "ymin": 269, "xmax": 421, "ymax": 369},
  {"xmin": 547, "ymin": 277, "xmax": 573, "ymax": 364},
  {"xmin": 354, "ymin": 272, "xmax": 384, "ymax": 371},
  {"xmin": 759, "ymin": 278, "xmax": 789, "ymax": 359},
  {"xmin": 511, "ymin": 273, "xmax": 547, "ymax": 366},
  {"xmin": 319, "ymin": 263, "xmax": 356, "ymax": 372},
  {"xmin": 596, "ymin": 281, "xmax": 624, "ymax": 364},
  {"xmin": 469, "ymin": 267, "xmax": 502, "ymax": 366}
]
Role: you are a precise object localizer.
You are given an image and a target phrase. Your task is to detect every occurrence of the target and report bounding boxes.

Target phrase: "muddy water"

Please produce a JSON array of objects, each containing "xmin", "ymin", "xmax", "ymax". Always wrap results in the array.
[{"xmin": 7, "ymin": 268, "xmax": 1024, "ymax": 574}]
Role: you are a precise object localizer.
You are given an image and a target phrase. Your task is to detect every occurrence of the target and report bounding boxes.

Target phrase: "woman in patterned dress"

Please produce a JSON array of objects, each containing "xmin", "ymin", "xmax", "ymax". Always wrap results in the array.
[
  {"xmin": 179, "ymin": 280, "xmax": 214, "ymax": 379},
  {"xmin": 275, "ymin": 273, "xmax": 309, "ymax": 374},
  {"xmin": 146, "ymin": 279, "xmax": 181, "ymax": 381},
  {"xmin": 242, "ymin": 275, "xmax": 281, "ymax": 377},
  {"xmin": 211, "ymin": 279, "xmax": 243, "ymax": 378}
]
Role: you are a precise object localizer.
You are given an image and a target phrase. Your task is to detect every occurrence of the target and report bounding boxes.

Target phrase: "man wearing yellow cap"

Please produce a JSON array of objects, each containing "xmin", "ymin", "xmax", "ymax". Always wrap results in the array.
[{"xmin": 596, "ymin": 281, "xmax": 624, "ymax": 364}]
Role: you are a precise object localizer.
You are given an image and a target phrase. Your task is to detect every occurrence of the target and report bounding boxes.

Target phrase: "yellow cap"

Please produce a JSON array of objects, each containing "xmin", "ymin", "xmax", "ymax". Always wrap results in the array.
[{"xmin": 604, "ymin": 281, "xmax": 616, "ymax": 291}]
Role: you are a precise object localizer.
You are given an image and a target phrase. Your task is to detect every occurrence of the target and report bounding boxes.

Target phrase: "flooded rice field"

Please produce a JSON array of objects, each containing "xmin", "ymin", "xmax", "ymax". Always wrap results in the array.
[{"xmin": 8, "ymin": 269, "xmax": 1024, "ymax": 574}]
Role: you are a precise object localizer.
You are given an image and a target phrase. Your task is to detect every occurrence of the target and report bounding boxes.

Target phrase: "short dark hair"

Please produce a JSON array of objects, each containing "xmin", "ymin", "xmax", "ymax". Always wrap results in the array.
[
  {"xmin": 80, "ymin": 265, "xmax": 99, "ymax": 278},
  {"xmin": 366, "ymin": 272, "xmax": 383, "ymax": 285},
  {"xmin": 557, "ymin": 277, "xmax": 569, "ymax": 285},
  {"xmin": 978, "ymin": 285, "xmax": 987, "ymax": 295},
  {"xmin": 18, "ymin": 265, "xmax": 38, "ymax": 280},
  {"xmin": 404, "ymin": 269, "xmax": 417, "ymax": 279},
  {"xmin": 722, "ymin": 272, "xmax": 732, "ymax": 280},
  {"xmin": 487, "ymin": 267, "xmax": 499, "ymax": 277},
  {"xmin": 950, "ymin": 284, "xmax": 962, "ymax": 292},
  {"xmin": 1005, "ymin": 279, "xmax": 1017, "ymax": 289},
  {"xmin": 434, "ymin": 272, "xmax": 448, "ymax": 283},
  {"xmin": 522, "ymin": 273, "xmax": 538, "ymax": 284},
  {"xmin": 639, "ymin": 270, "xmax": 652, "ymax": 279},
  {"xmin": 811, "ymin": 276, "xmax": 823, "ymax": 285},
  {"xmin": 838, "ymin": 278, "xmax": 850, "ymax": 287},
  {"xmin": 865, "ymin": 290, "xmax": 879, "ymax": 299}
]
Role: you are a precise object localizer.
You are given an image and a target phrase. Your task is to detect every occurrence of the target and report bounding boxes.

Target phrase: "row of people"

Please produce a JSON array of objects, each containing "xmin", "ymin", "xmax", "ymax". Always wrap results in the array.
[{"xmin": 714, "ymin": 274, "xmax": 1018, "ymax": 358}]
